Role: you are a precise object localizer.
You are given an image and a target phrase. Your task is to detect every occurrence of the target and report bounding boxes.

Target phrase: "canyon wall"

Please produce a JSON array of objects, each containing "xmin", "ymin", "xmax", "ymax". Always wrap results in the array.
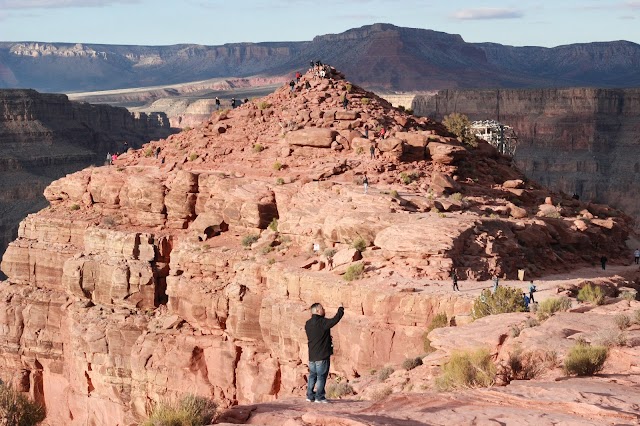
[
  {"xmin": 413, "ymin": 88, "xmax": 640, "ymax": 227},
  {"xmin": 0, "ymin": 89, "xmax": 174, "ymax": 275}
]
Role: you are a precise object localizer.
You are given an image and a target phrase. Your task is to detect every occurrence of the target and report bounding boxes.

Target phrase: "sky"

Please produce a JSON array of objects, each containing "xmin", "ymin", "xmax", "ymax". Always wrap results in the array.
[{"xmin": 0, "ymin": 0, "xmax": 638, "ymax": 48}]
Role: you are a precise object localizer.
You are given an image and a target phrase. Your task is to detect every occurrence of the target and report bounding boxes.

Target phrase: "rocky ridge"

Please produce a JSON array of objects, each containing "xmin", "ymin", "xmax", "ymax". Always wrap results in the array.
[{"xmin": 0, "ymin": 69, "xmax": 635, "ymax": 424}]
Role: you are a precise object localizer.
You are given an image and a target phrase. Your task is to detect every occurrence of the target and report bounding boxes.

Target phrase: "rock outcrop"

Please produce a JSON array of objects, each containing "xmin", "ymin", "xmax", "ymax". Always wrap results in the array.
[
  {"xmin": 0, "ymin": 89, "xmax": 174, "ymax": 275},
  {"xmin": 0, "ymin": 70, "xmax": 634, "ymax": 424},
  {"xmin": 413, "ymin": 88, "xmax": 640, "ymax": 229}
]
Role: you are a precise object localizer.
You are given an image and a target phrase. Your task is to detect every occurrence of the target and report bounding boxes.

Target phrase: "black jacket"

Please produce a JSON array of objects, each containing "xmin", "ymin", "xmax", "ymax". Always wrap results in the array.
[{"xmin": 305, "ymin": 307, "xmax": 344, "ymax": 361}]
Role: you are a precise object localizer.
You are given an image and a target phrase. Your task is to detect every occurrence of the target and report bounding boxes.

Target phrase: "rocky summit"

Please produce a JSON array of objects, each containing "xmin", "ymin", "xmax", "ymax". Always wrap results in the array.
[{"xmin": 0, "ymin": 69, "xmax": 637, "ymax": 425}]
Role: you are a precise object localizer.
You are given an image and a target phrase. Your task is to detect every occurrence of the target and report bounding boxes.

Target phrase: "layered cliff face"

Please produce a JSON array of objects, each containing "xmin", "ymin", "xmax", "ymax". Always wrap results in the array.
[
  {"xmin": 0, "ymin": 89, "xmax": 174, "ymax": 275},
  {"xmin": 0, "ymin": 71, "xmax": 633, "ymax": 424},
  {"xmin": 3, "ymin": 24, "xmax": 640, "ymax": 92},
  {"xmin": 413, "ymin": 88, "xmax": 640, "ymax": 228}
]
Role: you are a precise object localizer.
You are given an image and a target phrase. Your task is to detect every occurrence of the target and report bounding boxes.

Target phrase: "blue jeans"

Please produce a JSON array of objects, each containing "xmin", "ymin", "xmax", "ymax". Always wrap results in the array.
[{"xmin": 307, "ymin": 358, "xmax": 330, "ymax": 401}]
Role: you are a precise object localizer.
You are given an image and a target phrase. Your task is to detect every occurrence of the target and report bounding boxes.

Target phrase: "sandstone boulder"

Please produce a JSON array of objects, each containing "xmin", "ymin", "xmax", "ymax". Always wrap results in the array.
[
  {"xmin": 428, "ymin": 142, "xmax": 468, "ymax": 165},
  {"xmin": 285, "ymin": 128, "xmax": 338, "ymax": 148},
  {"xmin": 331, "ymin": 248, "xmax": 363, "ymax": 268}
]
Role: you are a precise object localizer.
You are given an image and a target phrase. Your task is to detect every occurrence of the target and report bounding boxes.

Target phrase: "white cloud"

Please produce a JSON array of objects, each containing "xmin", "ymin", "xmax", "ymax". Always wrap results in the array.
[
  {"xmin": 452, "ymin": 8, "xmax": 523, "ymax": 20},
  {"xmin": 624, "ymin": 1, "xmax": 640, "ymax": 8},
  {"xmin": 0, "ymin": 0, "xmax": 137, "ymax": 9}
]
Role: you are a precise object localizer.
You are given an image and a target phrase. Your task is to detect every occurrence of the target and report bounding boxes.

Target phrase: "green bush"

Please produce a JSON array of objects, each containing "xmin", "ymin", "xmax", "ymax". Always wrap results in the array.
[
  {"xmin": 268, "ymin": 218, "xmax": 278, "ymax": 232},
  {"xmin": 361, "ymin": 97, "xmax": 370, "ymax": 105},
  {"xmin": 423, "ymin": 313, "xmax": 448, "ymax": 353},
  {"xmin": 442, "ymin": 112, "xmax": 476, "ymax": 146},
  {"xmin": 324, "ymin": 248, "xmax": 337, "ymax": 259},
  {"xmin": 390, "ymin": 190, "xmax": 399, "ymax": 198},
  {"xmin": 253, "ymin": 144, "xmax": 264, "ymax": 153},
  {"xmin": 326, "ymin": 382, "xmax": 354, "ymax": 399},
  {"xmin": 537, "ymin": 297, "xmax": 572, "ymax": 321},
  {"xmin": 345, "ymin": 84, "xmax": 353, "ymax": 93},
  {"xmin": 377, "ymin": 366, "xmax": 394, "ymax": 381},
  {"xmin": 472, "ymin": 287, "xmax": 526, "ymax": 319},
  {"xmin": 399, "ymin": 172, "xmax": 418, "ymax": 185},
  {"xmin": 436, "ymin": 348, "xmax": 496, "ymax": 391},
  {"xmin": 614, "ymin": 314, "xmax": 631, "ymax": 330},
  {"xmin": 402, "ymin": 357, "xmax": 423, "ymax": 371},
  {"xmin": 275, "ymin": 178, "xmax": 285, "ymax": 185},
  {"xmin": 370, "ymin": 386, "xmax": 392, "ymax": 401},
  {"xmin": 241, "ymin": 234, "xmax": 259, "ymax": 247},
  {"xmin": 451, "ymin": 192, "xmax": 463, "ymax": 201},
  {"xmin": 258, "ymin": 101, "xmax": 271, "ymax": 110},
  {"xmin": 188, "ymin": 153, "xmax": 199, "ymax": 161},
  {"xmin": 351, "ymin": 237, "xmax": 367, "ymax": 252},
  {"xmin": 577, "ymin": 283, "xmax": 605, "ymax": 305},
  {"xmin": 273, "ymin": 161, "xmax": 283, "ymax": 171},
  {"xmin": 356, "ymin": 146, "xmax": 364, "ymax": 155},
  {"xmin": 144, "ymin": 147, "xmax": 153, "ymax": 157},
  {"xmin": 503, "ymin": 347, "xmax": 542, "ymax": 382},
  {"xmin": 141, "ymin": 394, "xmax": 217, "ymax": 426},
  {"xmin": 343, "ymin": 262, "xmax": 364, "ymax": 281},
  {"xmin": 70, "ymin": 204, "xmax": 80, "ymax": 211},
  {"xmin": 563, "ymin": 342, "xmax": 608, "ymax": 376},
  {"xmin": 635, "ymin": 309, "xmax": 640, "ymax": 325},
  {"xmin": 0, "ymin": 383, "xmax": 46, "ymax": 426}
]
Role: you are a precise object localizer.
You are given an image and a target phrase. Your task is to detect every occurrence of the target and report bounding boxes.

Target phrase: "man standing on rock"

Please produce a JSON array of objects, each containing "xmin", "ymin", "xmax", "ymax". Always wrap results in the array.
[
  {"xmin": 363, "ymin": 173, "xmax": 369, "ymax": 194},
  {"xmin": 634, "ymin": 249, "xmax": 640, "ymax": 265},
  {"xmin": 215, "ymin": 97, "xmax": 220, "ymax": 110},
  {"xmin": 305, "ymin": 303, "xmax": 344, "ymax": 403},
  {"xmin": 452, "ymin": 270, "xmax": 459, "ymax": 291}
]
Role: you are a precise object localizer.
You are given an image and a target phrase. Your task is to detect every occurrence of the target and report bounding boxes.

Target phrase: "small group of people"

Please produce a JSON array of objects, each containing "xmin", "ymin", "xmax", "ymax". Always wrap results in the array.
[
  {"xmin": 214, "ymin": 96, "xmax": 250, "ymax": 109},
  {"xmin": 105, "ymin": 152, "xmax": 118, "ymax": 165}
]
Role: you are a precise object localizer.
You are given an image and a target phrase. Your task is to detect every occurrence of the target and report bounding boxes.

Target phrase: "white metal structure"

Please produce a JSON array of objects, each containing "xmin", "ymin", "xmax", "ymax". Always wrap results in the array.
[{"xmin": 470, "ymin": 120, "xmax": 518, "ymax": 156}]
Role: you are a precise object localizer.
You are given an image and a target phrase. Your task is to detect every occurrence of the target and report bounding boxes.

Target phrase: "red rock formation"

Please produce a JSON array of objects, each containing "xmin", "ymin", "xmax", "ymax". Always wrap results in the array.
[{"xmin": 0, "ymin": 69, "xmax": 633, "ymax": 424}]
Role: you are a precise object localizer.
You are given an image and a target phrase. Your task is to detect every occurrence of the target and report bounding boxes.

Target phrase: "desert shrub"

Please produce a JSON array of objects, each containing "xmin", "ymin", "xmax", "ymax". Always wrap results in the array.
[
  {"xmin": 241, "ymin": 234, "xmax": 259, "ymax": 247},
  {"xmin": 537, "ymin": 297, "xmax": 572, "ymax": 321},
  {"xmin": 436, "ymin": 348, "xmax": 496, "ymax": 391},
  {"xmin": 70, "ymin": 204, "xmax": 80, "ymax": 211},
  {"xmin": 620, "ymin": 290, "xmax": 636, "ymax": 302},
  {"xmin": 144, "ymin": 147, "xmax": 153, "ymax": 157},
  {"xmin": 390, "ymin": 190, "xmax": 399, "ymax": 198},
  {"xmin": 592, "ymin": 328, "xmax": 627, "ymax": 348},
  {"xmin": 258, "ymin": 101, "xmax": 271, "ymax": 110},
  {"xmin": 406, "ymin": 108, "xmax": 414, "ymax": 115},
  {"xmin": 356, "ymin": 146, "xmax": 364, "ymax": 155},
  {"xmin": 423, "ymin": 313, "xmax": 448, "ymax": 353},
  {"xmin": 369, "ymin": 386, "xmax": 392, "ymax": 401},
  {"xmin": 253, "ymin": 144, "xmax": 264, "ymax": 153},
  {"xmin": 400, "ymin": 171, "xmax": 418, "ymax": 185},
  {"xmin": 268, "ymin": 218, "xmax": 278, "ymax": 232},
  {"xmin": 402, "ymin": 357, "xmax": 423, "ymax": 371},
  {"xmin": 182, "ymin": 126, "xmax": 192, "ymax": 132},
  {"xmin": 510, "ymin": 324, "xmax": 522, "ymax": 338},
  {"xmin": 326, "ymin": 382, "xmax": 354, "ymax": 399},
  {"xmin": 451, "ymin": 192, "xmax": 463, "ymax": 201},
  {"xmin": 351, "ymin": 237, "xmax": 367, "ymax": 252},
  {"xmin": 377, "ymin": 366, "xmax": 394, "ymax": 381},
  {"xmin": 563, "ymin": 342, "xmax": 608, "ymax": 376},
  {"xmin": 261, "ymin": 246, "xmax": 273, "ymax": 254},
  {"xmin": 577, "ymin": 283, "xmax": 605, "ymax": 305},
  {"xmin": 324, "ymin": 248, "xmax": 337, "ymax": 259},
  {"xmin": 102, "ymin": 216, "xmax": 117, "ymax": 227},
  {"xmin": 188, "ymin": 153, "xmax": 199, "ymax": 162},
  {"xmin": 472, "ymin": 287, "xmax": 526, "ymax": 319},
  {"xmin": 614, "ymin": 314, "xmax": 631, "ymax": 330},
  {"xmin": 267, "ymin": 258, "xmax": 276, "ymax": 265},
  {"xmin": 142, "ymin": 394, "xmax": 217, "ymax": 426},
  {"xmin": 275, "ymin": 178, "xmax": 285, "ymax": 185},
  {"xmin": 343, "ymin": 262, "xmax": 364, "ymax": 282},
  {"xmin": 442, "ymin": 112, "xmax": 476, "ymax": 146},
  {"xmin": 635, "ymin": 309, "xmax": 640, "ymax": 324},
  {"xmin": 345, "ymin": 83, "xmax": 353, "ymax": 93},
  {"xmin": 0, "ymin": 383, "xmax": 46, "ymax": 426},
  {"xmin": 438, "ymin": 212, "xmax": 447, "ymax": 218},
  {"xmin": 501, "ymin": 347, "xmax": 542, "ymax": 382},
  {"xmin": 525, "ymin": 317, "xmax": 540, "ymax": 328},
  {"xmin": 361, "ymin": 97, "xmax": 370, "ymax": 105}
]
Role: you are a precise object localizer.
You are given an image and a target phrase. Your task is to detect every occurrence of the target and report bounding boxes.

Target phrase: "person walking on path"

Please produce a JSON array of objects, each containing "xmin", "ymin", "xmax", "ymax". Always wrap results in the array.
[
  {"xmin": 364, "ymin": 124, "xmax": 369, "ymax": 139},
  {"xmin": 363, "ymin": 173, "xmax": 369, "ymax": 194},
  {"xmin": 305, "ymin": 303, "xmax": 344, "ymax": 403},
  {"xmin": 492, "ymin": 275, "xmax": 499, "ymax": 293},
  {"xmin": 529, "ymin": 280, "xmax": 537, "ymax": 303},
  {"xmin": 379, "ymin": 127, "xmax": 386, "ymax": 139},
  {"xmin": 215, "ymin": 97, "xmax": 220, "ymax": 110},
  {"xmin": 289, "ymin": 80, "xmax": 295, "ymax": 92},
  {"xmin": 296, "ymin": 72, "xmax": 301, "ymax": 83},
  {"xmin": 154, "ymin": 146, "xmax": 161, "ymax": 159},
  {"xmin": 600, "ymin": 256, "xmax": 608, "ymax": 270},
  {"xmin": 231, "ymin": 98, "xmax": 236, "ymax": 109},
  {"xmin": 452, "ymin": 271, "xmax": 459, "ymax": 291},
  {"xmin": 106, "ymin": 152, "xmax": 112, "ymax": 166},
  {"xmin": 634, "ymin": 249, "xmax": 640, "ymax": 265},
  {"xmin": 523, "ymin": 293, "xmax": 530, "ymax": 310},
  {"xmin": 342, "ymin": 95, "xmax": 348, "ymax": 110},
  {"xmin": 369, "ymin": 143, "xmax": 376, "ymax": 160}
]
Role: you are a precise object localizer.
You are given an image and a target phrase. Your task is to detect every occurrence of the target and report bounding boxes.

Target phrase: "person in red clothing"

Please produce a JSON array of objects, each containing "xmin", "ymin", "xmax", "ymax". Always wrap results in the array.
[{"xmin": 305, "ymin": 303, "xmax": 344, "ymax": 403}]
